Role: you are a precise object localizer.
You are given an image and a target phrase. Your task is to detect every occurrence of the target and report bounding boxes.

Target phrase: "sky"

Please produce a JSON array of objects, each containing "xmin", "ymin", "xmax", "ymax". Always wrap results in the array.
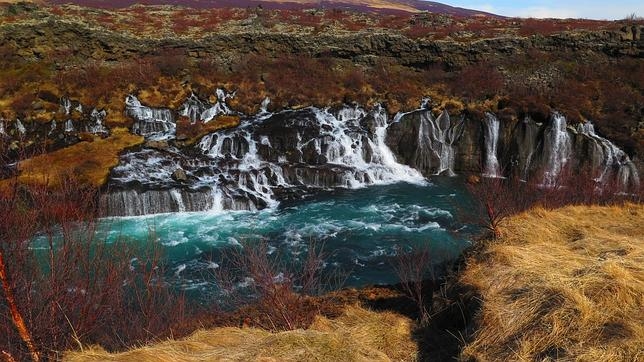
[{"xmin": 442, "ymin": 1, "xmax": 644, "ymax": 20}]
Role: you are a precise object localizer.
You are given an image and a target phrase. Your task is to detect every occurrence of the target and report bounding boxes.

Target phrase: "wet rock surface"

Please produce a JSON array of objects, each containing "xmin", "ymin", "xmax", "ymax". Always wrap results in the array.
[{"xmin": 98, "ymin": 95, "xmax": 639, "ymax": 217}]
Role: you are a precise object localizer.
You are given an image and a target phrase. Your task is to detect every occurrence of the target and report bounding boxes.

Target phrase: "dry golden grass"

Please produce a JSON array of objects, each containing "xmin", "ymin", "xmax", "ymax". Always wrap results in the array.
[
  {"xmin": 14, "ymin": 127, "xmax": 143, "ymax": 188},
  {"xmin": 461, "ymin": 204, "xmax": 644, "ymax": 361},
  {"xmin": 64, "ymin": 305, "xmax": 417, "ymax": 362}
]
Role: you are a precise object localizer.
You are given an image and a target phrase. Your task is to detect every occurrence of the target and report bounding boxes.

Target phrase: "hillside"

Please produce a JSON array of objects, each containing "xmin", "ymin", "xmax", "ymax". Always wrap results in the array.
[
  {"xmin": 64, "ymin": 305, "xmax": 417, "ymax": 361},
  {"xmin": 0, "ymin": 1, "xmax": 642, "ymax": 191},
  {"xmin": 42, "ymin": 0, "xmax": 499, "ymax": 16},
  {"xmin": 461, "ymin": 204, "xmax": 644, "ymax": 361}
]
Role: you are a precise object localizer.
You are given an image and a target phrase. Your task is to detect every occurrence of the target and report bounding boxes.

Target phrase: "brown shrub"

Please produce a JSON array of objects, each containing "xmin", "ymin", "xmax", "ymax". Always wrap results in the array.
[
  {"xmin": 214, "ymin": 239, "xmax": 336, "ymax": 332},
  {"xmin": 0, "ymin": 177, "xmax": 189, "ymax": 360}
]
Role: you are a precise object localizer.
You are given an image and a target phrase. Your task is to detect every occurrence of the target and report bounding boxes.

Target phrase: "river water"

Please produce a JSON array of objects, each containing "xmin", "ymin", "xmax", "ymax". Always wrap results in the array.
[{"xmin": 96, "ymin": 177, "xmax": 478, "ymax": 295}]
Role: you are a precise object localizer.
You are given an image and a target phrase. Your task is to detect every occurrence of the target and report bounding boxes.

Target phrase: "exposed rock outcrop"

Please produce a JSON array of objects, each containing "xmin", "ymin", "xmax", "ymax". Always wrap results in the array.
[
  {"xmin": 2, "ymin": 20, "xmax": 642, "ymax": 69},
  {"xmin": 98, "ymin": 95, "xmax": 639, "ymax": 217}
]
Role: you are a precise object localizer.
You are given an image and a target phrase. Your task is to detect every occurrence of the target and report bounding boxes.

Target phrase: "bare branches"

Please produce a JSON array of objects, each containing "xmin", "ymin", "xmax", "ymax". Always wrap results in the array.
[
  {"xmin": 0, "ymin": 175, "xmax": 187, "ymax": 360},
  {"xmin": 391, "ymin": 245, "xmax": 434, "ymax": 325},
  {"xmin": 213, "ymin": 239, "xmax": 335, "ymax": 331}
]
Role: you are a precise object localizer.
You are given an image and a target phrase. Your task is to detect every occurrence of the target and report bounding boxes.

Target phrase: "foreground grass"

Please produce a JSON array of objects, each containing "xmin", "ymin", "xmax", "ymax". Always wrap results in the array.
[
  {"xmin": 64, "ymin": 305, "xmax": 417, "ymax": 362},
  {"xmin": 461, "ymin": 203, "xmax": 644, "ymax": 361}
]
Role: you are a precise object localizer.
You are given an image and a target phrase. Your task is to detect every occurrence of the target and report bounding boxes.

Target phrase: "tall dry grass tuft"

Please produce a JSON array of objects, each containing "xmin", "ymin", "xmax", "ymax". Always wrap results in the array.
[
  {"xmin": 461, "ymin": 204, "xmax": 644, "ymax": 361},
  {"xmin": 63, "ymin": 305, "xmax": 417, "ymax": 362}
]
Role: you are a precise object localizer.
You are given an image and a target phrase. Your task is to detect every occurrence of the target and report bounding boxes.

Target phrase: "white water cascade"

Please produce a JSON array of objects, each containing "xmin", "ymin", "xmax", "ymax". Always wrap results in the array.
[
  {"xmin": 64, "ymin": 120, "xmax": 75, "ymax": 133},
  {"xmin": 125, "ymin": 95, "xmax": 175, "ymax": 140},
  {"xmin": 179, "ymin": 89, "xmax": 236, "ymax": 123},
  {"xmin": 15, "ymin": 119, "xmax": 26, "ymax": 135},
  {"xmin": 482, "ymin": 113, "xmax": 502, "ymax": 177},
  {"xmin": 541, "ymin": 113, "xmax": 572, "ymax": 187},
  {"xmin": 370, "ymin": 106, "xmax": 427, "ymax": 184},
  {"xmin": 417, "ymin": 110, "xmax": 460, "ymax": 176},
  {"xmin": 104, "ymin": 103, "xmax": 427, "ymax": 216},
  {"xmin": 86, "ymin": 108, "xmax": 109, "ymax": 135},
  {"xmin": 575, "ymin": 121, "xmax": 640, "ymax": 189}
]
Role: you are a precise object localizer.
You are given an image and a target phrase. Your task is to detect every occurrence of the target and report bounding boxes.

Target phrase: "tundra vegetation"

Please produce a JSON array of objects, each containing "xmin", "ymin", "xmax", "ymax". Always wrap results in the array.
[{"xmin": 0, "ymin": 2, "xmax": 643, "ymax": 361}]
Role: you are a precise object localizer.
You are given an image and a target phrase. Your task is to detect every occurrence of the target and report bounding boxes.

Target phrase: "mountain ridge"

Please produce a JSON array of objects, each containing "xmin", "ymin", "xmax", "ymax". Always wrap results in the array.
[{"xmin": 43, "ymin": 0, "xmax": 500, "ymax": 16}]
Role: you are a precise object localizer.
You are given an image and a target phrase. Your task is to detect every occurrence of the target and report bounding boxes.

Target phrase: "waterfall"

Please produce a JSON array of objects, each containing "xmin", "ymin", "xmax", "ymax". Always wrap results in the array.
[
  {"xmin": 541, "ymin": 113, "xmax": 572, "ymax": 187},
  {"xmin": 179, "ymin": 90, "xmax": 235, "ymax": 123},
  {"xmin": 259, "ymin": 97, "xmax": 271, "ymax": 115},
  {"xmin": 61, "ymin": 97, "xmax": 72, "ymax": 115},
  {"xmin": 179, "ymin": 93, "xmax": 206, "ymax": 123},
  {"xmin": 125, "ymin": 95, "xmax": 175, "ymax": 140},
  {"xmin": 170, "ymin": 189, "xmax": 186, "ymax": 212},
  {"xmin": 15, "ymin": 119, "xmax": 26, "ymax": 135},
  {"xmin": 49, "ymin": 120, "xmax": 57, "ymax": 136},
  {"xmin": 64, "ymin": 120, "xmax": 75, "ymax": 133},
  {"xmin": 370, "ymin": 106, "xmax": 426, "ymax": 184},
  {"xmin": 105, "ymin": 104, "xmax": 426, "ymax": 216},
  {"xmin": 87, "ymin": 108, "xmax": 109, "ymax": 135},
  {"xmin": 105, "ymin": 91, "xmax": 643, "ymax": 217},
  {"xmin": 416, "ymin": 110, "xmax": 461, "ymax": 176},
  {"xmin": 101, "ymin": 188, "xmax": 218, "ymax": 217},
  {"xmin": 575, "ymin": 121, "xmax": 640, "ymax": 189},
  {"xmin": 202, "ymin": 89, "xmax": 234, "ymax": 123},
  {"xmin": 0, "ymin": 120, "xmax": 5, "ymax": 136},
  {"xmin": 482, "ymin": 113, "xmax": 502, "ymax": 177},
  {"xmin": 311, "ymin": 106, "xmax": 424, "ymax": 187}
]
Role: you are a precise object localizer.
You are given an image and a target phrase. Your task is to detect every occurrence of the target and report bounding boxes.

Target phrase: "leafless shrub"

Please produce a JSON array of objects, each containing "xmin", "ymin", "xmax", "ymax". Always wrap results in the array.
[
  {"xmin": 391, "ymin": 245, "xmax": 434, "ymax": 325},
  {"xmin": 213, "ymin": 239, "xmax": 340, "ymax": 331},
  {"xmin": 0, "ymin": 172, "xmax": 187, "ymax": 360}
]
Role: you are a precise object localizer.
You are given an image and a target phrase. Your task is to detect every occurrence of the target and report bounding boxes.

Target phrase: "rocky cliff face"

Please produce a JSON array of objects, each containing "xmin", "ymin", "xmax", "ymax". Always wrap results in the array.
[
  {"xmin": 92, "ymin": 93, "xmax": 640, "ymax": 216},
  {"xmin": 4, "ymin": 87, "xmax": 636, "ymax": 216},
  {"xmin": 3, "ymin": 20, "xmax": 643, "ymax": 68},
  {"xmin": 1, "ymin": 5, "xmax": 643, "ymax": 203}
]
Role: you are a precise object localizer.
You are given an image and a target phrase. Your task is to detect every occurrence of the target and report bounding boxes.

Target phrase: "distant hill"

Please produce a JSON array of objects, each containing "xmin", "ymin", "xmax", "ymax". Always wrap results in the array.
[{"xmin": 43, "ymin": 0, "xmax": 499, "ymax": 16}]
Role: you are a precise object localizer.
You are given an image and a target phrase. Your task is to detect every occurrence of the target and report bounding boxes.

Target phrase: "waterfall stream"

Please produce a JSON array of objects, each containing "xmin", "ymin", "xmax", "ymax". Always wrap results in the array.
[
  {"xmin": 99, "ymin": 93, "xmax": 641, "ymax": 217},
  {"xmin": 103, "ymin": 103, "xmax": 426, "ymax": 217},
  {"xmin": 483, "ymin": 113, "xmax": 501, "ymax": 177},
  {"xmin": 541, "ymin": 113, "xmax": 572, "ymax": 186}
]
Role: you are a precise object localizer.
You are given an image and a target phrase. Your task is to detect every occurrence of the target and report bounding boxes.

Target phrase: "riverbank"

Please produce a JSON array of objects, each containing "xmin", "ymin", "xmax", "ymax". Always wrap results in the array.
[{"xmin": 62, "ymin": 203, "xmax": 644, "ymax": 361}]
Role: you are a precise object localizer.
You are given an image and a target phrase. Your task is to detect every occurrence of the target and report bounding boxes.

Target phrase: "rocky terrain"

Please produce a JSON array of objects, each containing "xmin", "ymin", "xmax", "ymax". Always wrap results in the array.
[{"xmin": 1, "ymin": 2, "xmax": 643, "ymax": 192}]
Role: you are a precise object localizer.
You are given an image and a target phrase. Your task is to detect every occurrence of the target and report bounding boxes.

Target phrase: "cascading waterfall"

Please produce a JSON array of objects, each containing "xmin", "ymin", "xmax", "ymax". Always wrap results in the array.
[
  {"xmin": 104, "ymin": 102, "xmax": 426, "ymax": 217},
  {"xmin": 61, "ymin": 97, "xmax": 72, "ymax": 115},
  {"xmin": 86, "ymin": 108, "xmax": 109, "ymax": 135},
  {"xmin": 15, "ymin": 119, "xmax": 26, "ymax": 135},
  {"xmin": 64, "ymin": 120, "xmax": 75, "ymax": 133},
  {"xmin": 259, "ymin": 97, "xmax": 271, "ymax": 115},
  {"xmin": 482, "ymin": 113, "xmax": 502, "ymax": 177},
  {"xmin": 125, "ymin": 95, "xmax": 175, "ymax": 140},
  {"xmin": 575, "ymin": 121, "xmax": 640, "ymax": 189},
  {"xmin": 101, "ymin": 91, "xmax": 641, "ymax": 217},
  {"xmin": 541, "ymin": 113, "xmax": 572, "ymax": 186},
  {"xmin": 0, "ymin": 120, "xmax": 5, "ymax": 136},
  {"xmin": 202, "ymin": 89, "xmax": 234, "ymax": 122},
  {"xmin": 179, "ymin": 89, "xmax": 235, "ymax": 124},
  {"xmin": 415, "ymin": 110, "xmax": 461, "ymax": 176},
  {"xmin": 370, "ymin": 106, "xmax": 426, "ymax": 184},
  {"xmin": 48, "ymin": 120, "xmax": 56, "ymax": 136}
]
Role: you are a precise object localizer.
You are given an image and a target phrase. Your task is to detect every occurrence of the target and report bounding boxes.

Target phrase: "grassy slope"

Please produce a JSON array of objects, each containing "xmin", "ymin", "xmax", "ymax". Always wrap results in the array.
[
  {"xmin": 64, "ymin": 305, "xmax": 417, "ymax": 362},
  {"xmin": 15, "ymin": 128, "xmax": 143, "ymax": 188},
  {"xmin": 461, "ymin": 204, "xmax": 644, "ymax": 361}
]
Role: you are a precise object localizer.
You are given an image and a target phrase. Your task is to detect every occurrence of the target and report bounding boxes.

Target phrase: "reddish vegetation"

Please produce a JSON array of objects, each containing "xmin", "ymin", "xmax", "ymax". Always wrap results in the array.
[
  {"xmin": 0, "ymin": 4, "xmax": 642, "ymax": 158},
  {"xmin": 0, "ymin": 168, "xmax": 197, "ymax": 360},
  {"xmin": 466, "ymin": 166, "xmax": 643, "ymax": 239},
  {"xmin": 43, "ymin": 0, "xmax": 499, "ymax": 17}
]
